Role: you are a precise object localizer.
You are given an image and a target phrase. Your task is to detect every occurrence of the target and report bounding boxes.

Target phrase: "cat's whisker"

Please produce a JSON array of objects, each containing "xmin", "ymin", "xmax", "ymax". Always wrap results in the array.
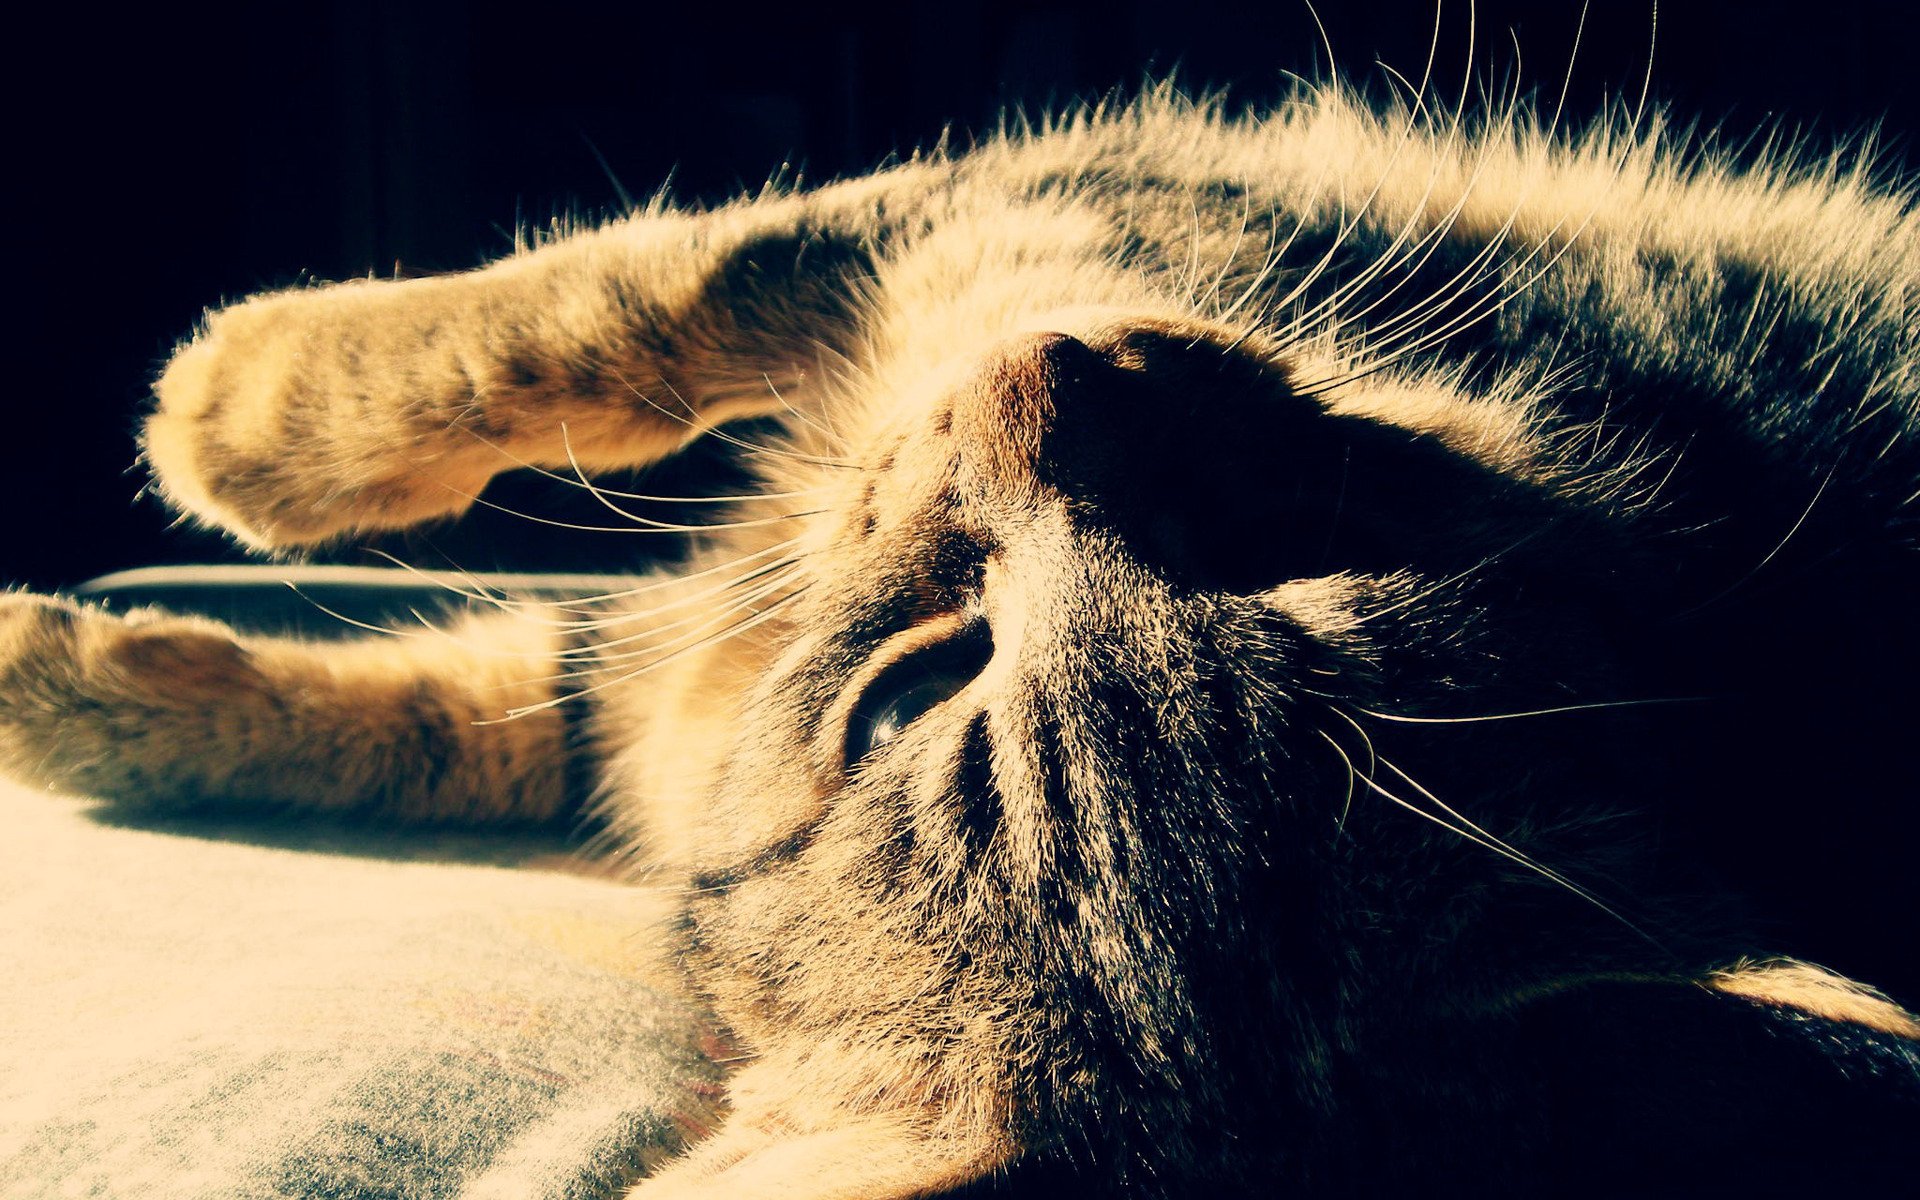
[
  {"xmin": 1178, "ymin": 192, "xmax": 1207, "ymax": 309},
  {"xmin": 339, "ymin": 542, "xmax": 807, "ymax": 657},
  {"xmin": 539, "ymin": 562, "xmax": 807, "ymax": 627},
  {"xmin": 1189, "ymin": 183, "xmax": 1255, "ymax": 320},
  {"xmin": 610, "ymin": 365, "xmax": 861, "ymax": 470},
  {"xmin": 1300, "ymin": 0, "xmax": 1341, "ymax": 98},
  {"xmin": 346, "ymin": 550, "xmax": 597, "ymax": 626},
  {"xmin": 1326, "ymin": 705, "xmax": 1380, "ymax": 778},
  {"xmin": 1303, "ymin": 71, "xmax": 1545, "ymax": 358},
  {"xmin": 1347, "ymin": 747, "xmax": 1666, "ymax": 951},
  {"xmin": 506, "ymin": 595, "xmax": 798, "ymax": 698},
  {"xmin": 556, "ymin": 423, "xmax": 734, "ymax": 532},
  {"xmin": 1270, "ymin": 30, "xmax": 1489, "ymax": 353},
  {"xmin": 278, "ymin": 576, "xmax": 748, "ymax": 668},
  {"xmin": 1293, "ymin": 152, "xmax": 1542, "ymax": 386},
  {"xmin": 1667, "ymin": 464, "xmax": 1840, "ymax": 620},
  {"xmin": 1317, "ymin": 710, "xmax": 1380, "ymax": 834},
  {"xmin": 1317, "ymin": 533, "xmax": 1543, "ymax": 635},
  {"xmin": 1305, "ymin": 141, "xmax": 1574, "ymax": 369},
  {"xmin": 1353, "ymin": 697, "xmax": 1705, "ymax": 725},
  {"xmin": 480, "ymin": 589, "xmax": 806, "ymax": 723},
  {"xmin": 1290, "ymin": 208, "xmax": 1571, "ymax": 398},
  {"xmin": 512, "ymin": 562, "xmax": 803, "ymax": 646},
  {"xmin": 1292, "ymin": 11, "xmax": 1640, "ymax": 395},
  {"xmin": 1248, "ymin": 63, "xmax": 1465, "ymax": 341},
  {"xmin": 1298, "ymin": 24, "xmax": 1662, "ymax": 399},
  {"xmin": 1374, "ymin": 753, "xmax": 1664, "ymax": 946},
  {"xmin": 554, "ymin": 558, "xmax": 805, "ymax": 635},
  {"xmin": 544, "ymin": 568, "xmax": 804, "ymax": 663},
  {"xmin": 448, "ymin": 486, "xmax": 826, "ymax": 535},
  {"xmin": 1209, "ymin": 202, "xmax": 1297, "ymax": 338},
  {"xmin": 355, "ymin": 539, "xmax": 805, "ymax": 623},
  {"xmin": 763, "ymin": 370, "xmax": 849, "ymax": 457},
  {"xmin": 1319, "ymin": 730, "xmax": 1363, "ymax": 834},
  {"xmin": 1543, "ymin": 3, "xmax": 1592, "ymax": 150},
  {"xmin": 1287, "ymin": 194, "xmax": 1503, "ymax": 367},
  {"xmin": 452, "ymin": 424, "xmax": 825, "ymax": 506},
  {"xmin": 521, "ymin": 565, "xmax": 804, "ymax": 668},
  {"xmin": 282, "ymin": 584, "xmax": 429, "ymax": 640}
]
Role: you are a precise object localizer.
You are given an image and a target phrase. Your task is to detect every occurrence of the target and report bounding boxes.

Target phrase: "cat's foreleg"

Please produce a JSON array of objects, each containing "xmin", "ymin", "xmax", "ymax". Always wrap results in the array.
[
  {"xmin": 144, "ymin": 179, "xmax": 910, "ymax": 550},
  {"xmin": 0, "ymin": 591, "xmax": 578, "ymax": 822},
  {"xmin": 624, "ymin": 1058, "xmax": 1009, "ymax": 1200},
  {"xmin": 627, "ymin": 1120, "xmax": 996, "ymax": 1200}
]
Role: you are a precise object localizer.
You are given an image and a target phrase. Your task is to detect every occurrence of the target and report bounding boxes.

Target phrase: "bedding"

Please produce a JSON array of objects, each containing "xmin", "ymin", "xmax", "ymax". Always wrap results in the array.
[{"xmin": 0, "ymin": 772, "xmax": 713, "ymax": 1199}]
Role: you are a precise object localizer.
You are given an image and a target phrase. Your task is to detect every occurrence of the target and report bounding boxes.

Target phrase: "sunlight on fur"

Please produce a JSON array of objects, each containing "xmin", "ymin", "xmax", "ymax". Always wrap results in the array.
[{"xmin": 3, "ymin": 20, "xmax": 1918, "ymax": 1198}]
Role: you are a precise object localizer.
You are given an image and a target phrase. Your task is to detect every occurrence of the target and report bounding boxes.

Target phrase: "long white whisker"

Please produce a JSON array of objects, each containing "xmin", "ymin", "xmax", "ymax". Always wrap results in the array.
[
  {"xmin": 1296, "ymin": 4, "xmax": 1664, "ymax": 399},
  {"xmin": 1272, "ymin": 15, "xmax": 1487, "ymax": 351},
  {"xmin": 764, "ymin": 371, "xmax": 848, "ymax": 452},
  {"xmin": 1326, "ymin": 733, "xmax": 1665, "ymax": 950},
  {"xmin": 1668, "ymin": 465, "xmax": 1838, "ymax": 618},
  {"xmin": 282, "ymin": 584, "xmax": 427, "ymax": 639},
  {"xmin": 450, "ymin": 425, "xmax": 823, "ymax": 505},
  {"xmin": 479, "ymin": 589, "xmax": 805, "ymax": 723},
  {"xmin": 1372, "ymin": 754, "xmax": 1662, "ymax": 948},
  {"xmin": 448, "ymin": 486, "xmax": 824, "ymax": 535},
  {"xmin": 556, "ymin": 422, "xmax": 799, "ymax": 533},
  {"xmin": 1319, "ymin": 530, "xmax": 1545, "ymax": 634},
  {"xmin": 361, "ymin": 539, "xmax": 804, "ymax": 618},
  {"xmin": 543, "ymin": 566, "xmax": 804, "ymax": 663},
  {"xmin": 1320, "ymin": 730, "xmax": 1363, "ymax": 834},
  {"xmin": 1322, "ymin": 706, "xmax": 1381, "ymax": 832},
  {"xmin": 609, "ymin": 365, "xmax": 859, "ymax": 469},
  {"xmin": 1191, "ymin": 182, "xmax": 1255, "ymax": 321},
  {"xmin": 1354, "ymin": 697, "xmax": 1704, "ymax": 725}
]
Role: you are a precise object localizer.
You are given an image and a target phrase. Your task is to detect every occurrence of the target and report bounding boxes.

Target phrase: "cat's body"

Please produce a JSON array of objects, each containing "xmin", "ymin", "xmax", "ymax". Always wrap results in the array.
[{"xmin": 3, "ymin": 85, "xmax": 1918, "ymax": 1195}]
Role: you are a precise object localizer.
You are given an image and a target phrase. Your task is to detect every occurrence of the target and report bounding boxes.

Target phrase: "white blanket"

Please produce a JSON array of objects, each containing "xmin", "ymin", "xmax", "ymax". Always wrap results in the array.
[{"xmin": 0, "ymin": 779, "xmax": 713, "ymax": 1199}]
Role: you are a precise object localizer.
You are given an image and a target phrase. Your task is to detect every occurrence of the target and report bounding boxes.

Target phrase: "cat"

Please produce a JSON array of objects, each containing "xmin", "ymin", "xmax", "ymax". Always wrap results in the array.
[{"xmin": 3, "ymin": 78, "xmax": 1919, "ymax": 1197}]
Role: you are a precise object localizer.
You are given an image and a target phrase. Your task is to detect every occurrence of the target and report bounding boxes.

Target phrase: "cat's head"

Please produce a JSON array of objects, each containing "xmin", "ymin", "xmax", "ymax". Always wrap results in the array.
[{"xmin": 636, "ymin": 306, "xmax": 1771, "ymax": 1188}]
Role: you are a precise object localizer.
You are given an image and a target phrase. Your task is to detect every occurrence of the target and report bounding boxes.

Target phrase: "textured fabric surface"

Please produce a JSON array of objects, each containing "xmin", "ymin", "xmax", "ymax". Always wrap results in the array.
[{"xmin": 0, "ymin": 778, "xmax": 716, "ymax": 1199}]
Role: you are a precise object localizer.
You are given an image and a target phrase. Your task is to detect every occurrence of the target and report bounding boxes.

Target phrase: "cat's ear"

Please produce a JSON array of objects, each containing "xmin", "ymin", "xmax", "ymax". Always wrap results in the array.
[
  {"xmin": 1488, "ymin": 962, "xmax": 1920, "ymax": 1193},
  {"xmin": 630, "ymin": 1060, "xmax": 1009, "ymax": 1200}
]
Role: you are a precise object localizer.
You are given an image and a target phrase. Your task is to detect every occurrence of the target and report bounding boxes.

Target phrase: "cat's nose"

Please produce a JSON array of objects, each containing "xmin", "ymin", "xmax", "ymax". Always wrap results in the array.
[
  {"xmin": 947, "ymin": 331, "xmax": 1108, "ymax": 487},
  {"xmin": 949, "ymin": 321, "xmax": 1348, "ymax": 591}
]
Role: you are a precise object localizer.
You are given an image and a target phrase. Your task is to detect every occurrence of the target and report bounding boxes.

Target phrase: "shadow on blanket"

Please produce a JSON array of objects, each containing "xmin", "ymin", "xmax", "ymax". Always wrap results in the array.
[{"xmin": 0, "ymin": 568, "xmax": 725, "ymax": 1200}]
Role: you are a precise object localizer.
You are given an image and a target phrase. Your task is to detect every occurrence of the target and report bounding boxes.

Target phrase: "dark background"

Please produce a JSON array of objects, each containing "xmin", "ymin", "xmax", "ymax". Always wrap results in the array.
[{"xmin": 6, "ymin": 0, "xmax": 1915, "ymax": 590}]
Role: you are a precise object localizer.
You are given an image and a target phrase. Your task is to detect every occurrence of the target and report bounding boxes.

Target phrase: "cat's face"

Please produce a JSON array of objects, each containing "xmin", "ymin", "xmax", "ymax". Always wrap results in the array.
[{"xmin": 662, "ymin": 308, "xmax": 1662, "ymax": 1180}]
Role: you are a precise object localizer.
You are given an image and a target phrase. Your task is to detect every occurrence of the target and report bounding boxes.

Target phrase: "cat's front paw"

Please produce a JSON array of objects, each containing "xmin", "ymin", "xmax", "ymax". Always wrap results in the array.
[
  {"xmin": 0, "ymin": 591, "xmax": 99, "ymax": 790},
  {"xmin": 145, "ymin": 289, "xmax": 497, "ymax": 549},
  {"xmin": 0, "ymin": 592, "xmax": 263, "ymax": 802},
  {"xmin": 0, "ymin": 589, "xmax": 87, "ymax": 710}
]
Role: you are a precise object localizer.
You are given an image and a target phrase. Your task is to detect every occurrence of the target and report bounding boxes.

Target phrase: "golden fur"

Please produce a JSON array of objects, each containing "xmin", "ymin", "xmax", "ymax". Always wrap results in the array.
[{"xmin": 4, "ymin": 83, "xmax": 1918, "ymax": 1195}]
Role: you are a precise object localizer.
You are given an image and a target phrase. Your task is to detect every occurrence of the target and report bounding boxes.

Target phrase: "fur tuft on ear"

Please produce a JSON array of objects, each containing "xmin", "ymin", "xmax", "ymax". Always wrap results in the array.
[{"xmin": 1706, "ymin": 958, "xmax": 1920, "ymax": 1039}]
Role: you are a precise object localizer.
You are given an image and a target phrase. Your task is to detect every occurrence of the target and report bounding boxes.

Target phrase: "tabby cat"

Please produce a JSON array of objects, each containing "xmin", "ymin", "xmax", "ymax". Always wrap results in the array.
[{"xmin": 3, "ymin": 79, "xmax": 1918, "ymax": 1196}]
